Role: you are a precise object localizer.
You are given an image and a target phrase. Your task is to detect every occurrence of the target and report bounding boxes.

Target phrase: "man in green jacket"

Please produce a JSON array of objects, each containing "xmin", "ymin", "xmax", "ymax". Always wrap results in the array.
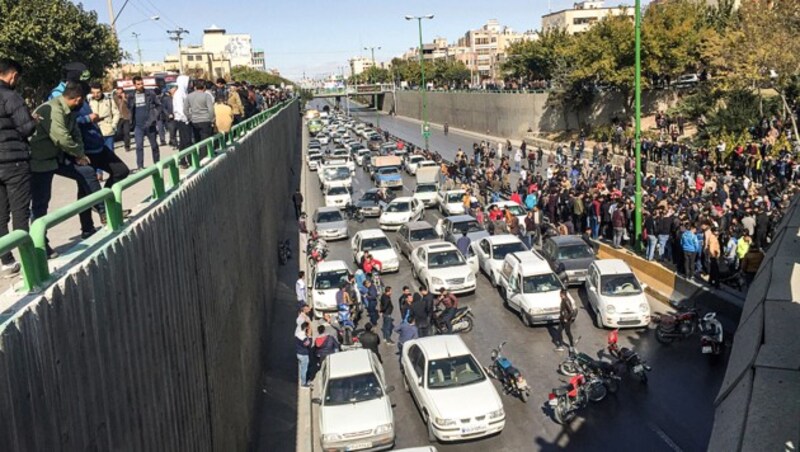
[{"xmin": 29, "ymin": 82, "xmax": 99, "ymax": 253}]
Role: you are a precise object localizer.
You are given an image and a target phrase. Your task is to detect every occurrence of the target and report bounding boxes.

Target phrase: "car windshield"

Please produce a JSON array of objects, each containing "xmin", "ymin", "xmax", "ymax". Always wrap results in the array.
[
  {"xmin": 454, "ymin": 220, "xmax": 483, "ymax": 233},
  {"xmin": 557, "ymin": 244, "xmax": 595, "ymax": 260},
  {"xmin": 358, "ymin": 150, "xmax": 370, "ymax": 156},
  {"xmin": 601, "ymin": 274, "xmax": 643, "ymax": 296},
  {"xmin": 310, "ymin": 155, "xmax": 323, "ymax": 161},
  {"xmin": 327, "ymin": 186, "xmax": 349, "ymax": 196},
  {"xmin": 317, "ymin": 210, "xmax": 344, "ymax": 223},
  {"xmin": 492, "ymin": 242, "xmax": 527, "ymax": 260},
  {"xmin": 386, "ymin": 202, "xmax": 411, "ymax": 213},
  {"xmin": 428, "ymin": 250, "xmax": 465, "ymax": 268},
  {"xmin": 415, "ymin": 184, "xmax": 437, "ymax": 193},
  {"xmin": 446, "ymin": 193, "xmax": 464, "ymax": 203},
  {"xmin": 410, "ymin": 228, "xmax": 438, "ymax": 241},
  {"xmin": 427, "ymin": 355, "xmax": 486, "ymax": 389},
  {"xmin": 361, "ymin": 237, "xmax": 391, "ymax": 251},
  {"xmin": 522, "ymin": 273, "xmax": 563, "ymax": 294},
  {"xmin": 325, "ymin": 168, "xmax": 350, "ymax": 180},
  {"xmin": 324, "ymin": 372, "xmax": 383, "ymax": 406},
  {"xmin": 410, "ymin": 156, "xmax": 424, "ymax": 163},
  {"xmin": 378, "ymin": 167, "xmax": 399, "ymax": 175},
  {"xmin": 314, "ymin": 269, "xmax": 349, "ymax": 289},
  {"xmin": 503, "ymin": 205, "xmax": 526, "ymax": 216},
  {"xmin": 361, "ymin": 192, "xmax": 379, "ymax": 202}
]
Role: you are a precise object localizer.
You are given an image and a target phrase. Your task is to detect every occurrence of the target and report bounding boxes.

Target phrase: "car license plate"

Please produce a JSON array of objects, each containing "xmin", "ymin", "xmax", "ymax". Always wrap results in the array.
[
  {"xmin": 461, "ymin": 424, "xmax": 486, "ymax": 434},
  {"xmin": 346, "ymin": 442, "xmax": 372, "ymax": 451},
  {"xmin": 622, "ymin": 316, "xmax": 639, "ymax": 322},
  {"xmin": 702, "ymin": 346, "xmax": 713, "ymax": 354},
  {"xmin": 633, "ymin": 364, "xmax": 644, "ymax": 373}
]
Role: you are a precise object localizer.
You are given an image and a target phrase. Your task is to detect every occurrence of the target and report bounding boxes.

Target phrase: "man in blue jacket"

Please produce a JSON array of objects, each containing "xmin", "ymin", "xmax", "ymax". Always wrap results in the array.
[{"xmin": 681, "ymin": 223, "xmax": 700, "ymax": 279}]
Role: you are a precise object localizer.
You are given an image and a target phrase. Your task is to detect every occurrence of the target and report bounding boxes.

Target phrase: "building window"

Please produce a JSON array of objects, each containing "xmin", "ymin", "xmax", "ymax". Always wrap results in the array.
[
  {"xmin": 187, "ymin": 55, "xmax": 194, "ymax": 61},
  {"xmin": 573, "ymin": 17, "xmax": 598, "ymax": 25}
]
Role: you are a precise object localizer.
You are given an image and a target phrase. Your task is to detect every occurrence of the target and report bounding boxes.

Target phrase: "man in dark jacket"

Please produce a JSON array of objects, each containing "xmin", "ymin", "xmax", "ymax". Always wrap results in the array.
[
  {"xmin": 127, "ymin": 75, "xmax": 161, "ymax": 171},
  {"xmin": 0, "ymin": 58, "xmax": 36, "ymax": 274},
  {"xmin": 411, "ymin": 288, "xmax": 432, "ymax": 337},
  {"xmin": 358, "ymin": 323, "xmax": 381, "ymax": 362},
  {"xmin": 379, "ymin": 286, "xmax": 394, "ymax": 345},
  {"xmin": 313, "ymin": 324, "xmax": 339, "ymax": 366}
]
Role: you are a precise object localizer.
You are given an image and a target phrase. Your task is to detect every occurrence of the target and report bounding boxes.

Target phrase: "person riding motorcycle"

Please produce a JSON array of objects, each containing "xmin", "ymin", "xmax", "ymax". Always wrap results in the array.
[{"xmin": 436, "ymin": 288, "xmax": 459, "ymax": 333}]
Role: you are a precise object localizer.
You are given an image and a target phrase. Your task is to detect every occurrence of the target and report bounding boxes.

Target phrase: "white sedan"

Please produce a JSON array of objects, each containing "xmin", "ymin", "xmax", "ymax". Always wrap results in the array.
[
  {"xmin": 410, "ymin": 242, "xmax": 478, "ymax": 295},
  {"xmin": 405, "ymin": 155, "xmax": 426, "ymax": 175},
  {"xmin": 401, "ymin": 336, "xmax": 505, "ymax": 442},
  {"xmin": 379, "ymin": 197, "xmax": 424, "ymax": 231},
  {"xmin": 486, "ymin": 201, "xmax": 528, "ymax": 233},
  {"xmin": 316, "ymin": 134, "xmax": 330, "ymax": 145},
  {"xmin": 351, "ymin": 229, "xmax": 400, "ymax": 273},
  {"xmin": 313, "ymin": 349, "xmax": 395, "ymax": 451},
  {"xmin": 470, "ymin": 234, "xmax": 529, "ymax": 287},
  {"xmin": 324, "ymin": 185, "xmax": 352, "ymax": 208},
  {"xmin": 585, "ymin": 259, "xmax": 651, "ymax": 328},
  {"xmin": 436, "ymin": 190, "xmax": 466, "ymax": 216}
]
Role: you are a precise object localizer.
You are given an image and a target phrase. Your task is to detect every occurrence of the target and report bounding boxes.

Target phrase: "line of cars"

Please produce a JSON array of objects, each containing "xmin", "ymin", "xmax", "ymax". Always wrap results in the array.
[{"xmin": 304, "ymin": 111, "xmax": 654, "ymax": 450}]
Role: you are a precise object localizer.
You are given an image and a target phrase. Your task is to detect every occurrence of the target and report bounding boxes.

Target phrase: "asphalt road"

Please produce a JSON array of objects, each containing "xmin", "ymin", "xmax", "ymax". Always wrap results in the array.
[{"xmin": 301, "ymin": 101, "xmax": 726, "ymax": 452}]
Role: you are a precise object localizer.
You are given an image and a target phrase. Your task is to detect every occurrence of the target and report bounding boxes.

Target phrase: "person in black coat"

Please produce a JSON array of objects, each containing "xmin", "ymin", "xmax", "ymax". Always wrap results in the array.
[{"xmin": 358, "ymin": 323, "xmax": 381, "ymax": 362}]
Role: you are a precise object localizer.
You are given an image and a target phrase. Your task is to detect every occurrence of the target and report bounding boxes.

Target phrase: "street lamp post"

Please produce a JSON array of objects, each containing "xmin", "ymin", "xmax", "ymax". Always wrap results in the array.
[
  {"xmin": 405, "ymin": 14, "xmax": 434, "ymax": 150},
  {"xmin": 131, "ymin": 32, "xmax": 143, "ymax": 76},
  {"xmin": 634, "ymin": 0, "xmax": 643, "ymax": 251},
  {"xmin": 364, "ymin": 46, "xmax": 381, "ymax": 128}
]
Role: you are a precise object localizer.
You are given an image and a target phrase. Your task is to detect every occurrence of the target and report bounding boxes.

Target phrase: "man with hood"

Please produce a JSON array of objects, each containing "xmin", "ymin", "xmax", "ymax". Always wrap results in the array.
[{"xmin": 172, "ymin": 75, "xmax": 192, "ymax": 166}]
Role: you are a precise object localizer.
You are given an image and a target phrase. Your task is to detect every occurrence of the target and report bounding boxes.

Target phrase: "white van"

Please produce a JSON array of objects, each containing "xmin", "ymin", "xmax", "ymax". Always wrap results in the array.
[{"xmin": 498, "ymin": 252, "xmax": 575, "ymax": 327}]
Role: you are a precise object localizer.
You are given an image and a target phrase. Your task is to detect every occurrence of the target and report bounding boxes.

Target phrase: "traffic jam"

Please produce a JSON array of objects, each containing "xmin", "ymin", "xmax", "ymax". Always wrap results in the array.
[{"xmin": 300, "ymin": 107, "xmax": 726, "ymax": 451}]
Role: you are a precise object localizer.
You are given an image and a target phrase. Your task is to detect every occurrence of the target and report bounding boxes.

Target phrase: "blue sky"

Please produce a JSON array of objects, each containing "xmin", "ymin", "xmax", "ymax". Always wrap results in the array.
[{"xmin": 76, "ymin": 0, "xmax": 643, "ymax": 80}]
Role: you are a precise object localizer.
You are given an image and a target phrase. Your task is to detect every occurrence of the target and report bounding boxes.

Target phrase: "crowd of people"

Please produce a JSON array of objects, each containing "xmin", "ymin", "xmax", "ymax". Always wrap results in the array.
[{"xmin": 0, "ymin": 57, "xmax": 292, "ymax": 274}]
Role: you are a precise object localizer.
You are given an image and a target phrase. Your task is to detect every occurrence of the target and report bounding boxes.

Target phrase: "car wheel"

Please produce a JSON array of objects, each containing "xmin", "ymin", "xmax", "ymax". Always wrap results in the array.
[
  {"xmin": 425, "ymin": 411, "xmax": 437, "ymax": 443},
  {"xmin": 593, "ymin": 307, "xmax": 604, "ymax": 329},
  {"xmin": 403, "ymin": 373, "xmax": 410, "ymax": 392},
  {"xmin": 521, "ymin": 311, "xmax": 532, "ymax": 327},
  {"xmin": 490, "ymin": 271, "xmax": 497, "ymax": 288},
  {"xmin": 411, "ymin": 266, "xmax": 419, "ymax": 281}
]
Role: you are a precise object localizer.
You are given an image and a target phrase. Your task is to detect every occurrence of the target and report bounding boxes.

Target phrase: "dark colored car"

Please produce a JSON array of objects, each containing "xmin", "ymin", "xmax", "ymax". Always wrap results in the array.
[
  {"xmin": 355, "ymin": 188, "xmax": 393, "ymax": 217},
  {"xmin": 539, "ymin": 235, "xmax": 596, "ymax": 286},
  {"xmin": 367, "ymin": 135, "xmax": 383, "ymax": 151}
]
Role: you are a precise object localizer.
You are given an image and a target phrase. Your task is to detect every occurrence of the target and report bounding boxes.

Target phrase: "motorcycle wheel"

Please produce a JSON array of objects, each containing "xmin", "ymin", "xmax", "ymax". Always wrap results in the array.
[
  {"xmin": 460, "ymin": 315, "xmax": 474, "ymax": 334},
  {"xmin": 655, "ymin": 326, "xmax": 675, "ymax": 345},
  {"xmin": 554, "ymin": 400, "xmax": 575, "ymax": 425},
  {"xmin": 559, "ymin": 361, "xmax": 579, "ymax": 377},
  {"xmin": 587, "ymin": 381, "xmax": 608, "ymax": 402},
  {"xmin": 639, "ymin": 372, "xmax": 649, "ymax": 384},
  {"xmin": 520, "ymin": 389, "xmax": 529, "ymax": 403},
  {"xmin": 605, "ymin": 377, "xmax": 620, "ymax": 394}
]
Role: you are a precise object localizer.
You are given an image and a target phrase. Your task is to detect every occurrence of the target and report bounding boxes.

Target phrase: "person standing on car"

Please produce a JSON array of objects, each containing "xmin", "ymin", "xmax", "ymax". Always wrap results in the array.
[
  {"xmin": 358, "ymin": 323, "xmax": 382, "ymax": 363},
  {"xmin": 556, "ymin": 289, "xmax": 577, "ymax": 350},
  {"xmin": 0, "ymin": 58, "xmax": 36, "ymax": 275},
  {"xmin": 379, "ymin": 286, "xmax": 395, "ymax": 345}
]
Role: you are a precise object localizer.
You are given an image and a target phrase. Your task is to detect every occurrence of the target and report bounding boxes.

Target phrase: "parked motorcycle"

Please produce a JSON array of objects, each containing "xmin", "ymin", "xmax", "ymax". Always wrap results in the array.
[
  {"xmin": 558, "ymin": 340, "xmax": 620, "ymax": 398},
  {"xmin": 433, "ymin": 306, "xmax": 474, "ymax": 334},
  {"xmin": 699, "ymin": 312, "xmax": 724, "ymax": 358},
  {"xmin": 485, "ymin": 341, "xmax": 531, "ymax": 402},
  {"xmin": 278, "ymin": 239, "xmax": 292, "ymax": 265},
  {"xmin": 343, "ymin": 203, "xmax": 365, "ymax": 223},
  {"xmin": 652, "ymin": 301, "xmax": 700, "ymax": 344},
  {"xmin": 548, "ymin": 373, "xmax": 609, "ymax": 424},
  {"xmin": 606, "ymin": 329, "xmax": 651, "ymax": 384}
]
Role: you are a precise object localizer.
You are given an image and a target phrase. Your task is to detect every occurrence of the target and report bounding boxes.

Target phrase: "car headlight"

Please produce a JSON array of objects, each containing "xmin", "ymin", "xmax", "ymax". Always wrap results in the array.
[
  {"xmin": 640, "ymin": 303, "xmax": 649, "ymax": 313},
  {"xmin": 606, "ymin": 304, "xmax": 616, "ymax": 314},
  {"xmin": 488, "ymin": 408, "xmax": 505, "ymax": 420},
  {"xmin": 434, "ymin": 417, "xmax": 457, "ymax": 427},
  {"xmin": 322, "ymin": 433, "xmax": 342, "ymax": 442},
  {"xmin": 466, "ymin": 272, "xmax": 475, "ymax": 282},
  {"xmin": 431, "ymin": 277, "xmax": 444, "ymax": 285},
  {"xmin": 374, "ymin": 423, "xmax": 393, "ymax": 435}
]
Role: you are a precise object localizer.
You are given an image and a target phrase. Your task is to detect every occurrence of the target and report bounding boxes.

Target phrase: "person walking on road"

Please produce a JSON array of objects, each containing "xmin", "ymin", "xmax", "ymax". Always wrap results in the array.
[
  {"xmin": 295, "ymin": 321, "xmax": 312, "ymax": 388},
  {"xmin": 0, "ymin": 58, "xmax": 36, "ymax": 275},
  {"xmin": 555, "ymin": 289, "xmax": 577, "ymax": 350},
  {"xmin": 358, "ymin": 323, "xmax": 382, "ymax": 363},
  {"xmin": 127, "ymin": 75, "xmax": 161, "ymax": 172},
  {"xmin": 379, "ymin": 286, "xmax": 395, "ymax": 345},
  {"xmin": 292, "ymin": 190, "xmax": 303, "ymax": 219},
  {"xmin": 456, "ymin": 230, "xmax": 471, "ymax": 258},
  {"xmin": 393, "ymin": 316, "xmax": 418, "ymax": 360},
  {"xmin": 296, "ymin": 271, "xmax": 307, "ymax": 307}
]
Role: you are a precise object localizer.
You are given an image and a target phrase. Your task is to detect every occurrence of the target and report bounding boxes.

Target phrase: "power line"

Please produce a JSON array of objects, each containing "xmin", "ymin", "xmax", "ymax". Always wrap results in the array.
[
  {"xmin": 138, "ymin": 0, "xmax": 180, "ymax": 28},
  {"xmin": 166, "ymin": 27, "xmax": 190, "ymax": 73}
]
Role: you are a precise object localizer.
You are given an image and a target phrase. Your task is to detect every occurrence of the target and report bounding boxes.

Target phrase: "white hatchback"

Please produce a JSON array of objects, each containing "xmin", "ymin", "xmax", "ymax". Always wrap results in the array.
[
  {"xmin": 410, "ymin": 242, "xmax": 478, "ymax": 295},
  {"xmin": 313, "ymin": 349, "xmax": 395, "ymax": 451},
  {"xmin": 436, "ymin": 190, "xmax": 466, "ymax": 216},
  {"xmin": 401, "ymin": 336, "xmax": 505, "ymax": 443},
  {"xmin": 585, "ymin": 259, "xmax": 651, "ymax": 328},
  {"xmin": 351, "ymin": 229, "xmax": 400, "ymax": 273},
  {"xmin": 379, "ymin": 197, "xmax": 424, "ymax": 231}
]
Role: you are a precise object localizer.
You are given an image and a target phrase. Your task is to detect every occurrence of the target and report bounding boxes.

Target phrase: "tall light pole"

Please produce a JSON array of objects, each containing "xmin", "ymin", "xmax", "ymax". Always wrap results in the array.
[
  {"xmin": 167, "ymin": 28, "xmax": 190, "ymax": 74},
  {"xmin": 634, "ymin": 0, "xmax": 643, "ymax": 251},
  {"xmin": 405, "ymin": 14, "xmax": 434, "ymax": 150},
  {"xmin": 131, "ymin": 32, "xmax": 143, "ymax": 76},
  {"xmin": 364, "ymin": 46, "xmax": 381, "ymax": 128}
]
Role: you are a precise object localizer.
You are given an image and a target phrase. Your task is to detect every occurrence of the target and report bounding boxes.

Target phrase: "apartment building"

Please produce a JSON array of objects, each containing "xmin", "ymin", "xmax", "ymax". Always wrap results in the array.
[{"xmin": 541, "ymin": 1, "xmax": 634, "ymax": 34}]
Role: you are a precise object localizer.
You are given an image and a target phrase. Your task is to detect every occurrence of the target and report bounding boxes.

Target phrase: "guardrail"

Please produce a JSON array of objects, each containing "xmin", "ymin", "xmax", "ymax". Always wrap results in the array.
[{"xmin": 1, "ymin": 99, "xmax": 295, "ymax": 292}]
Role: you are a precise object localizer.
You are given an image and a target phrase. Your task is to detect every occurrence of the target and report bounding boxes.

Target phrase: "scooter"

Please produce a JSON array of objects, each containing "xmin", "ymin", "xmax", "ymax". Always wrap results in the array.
[
  {"xmin": 606, "ymin": 329, "xmax": 652, "ymax": 384},
  {"xmin": 699, "ymin": 312, "xmax": 724, "ymax": 359},
  {"xmin": 433, "ymin": 306, "xmax": 475, "ymax": 334},
  {"xmin": 486, "ymin": 341, "xmax": 531, "ymax": 402}
]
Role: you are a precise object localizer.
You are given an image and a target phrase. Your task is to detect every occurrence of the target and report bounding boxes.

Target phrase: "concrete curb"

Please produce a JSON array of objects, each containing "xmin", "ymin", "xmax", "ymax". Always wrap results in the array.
[{"xmin": 296, "ymin": 125, "xmax": 314, "ymax": 452}]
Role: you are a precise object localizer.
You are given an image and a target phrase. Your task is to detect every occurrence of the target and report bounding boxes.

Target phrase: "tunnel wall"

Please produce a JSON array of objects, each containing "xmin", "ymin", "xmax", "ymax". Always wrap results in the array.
[
  {"xmin": 383, "ymin": 90, "xmax": 675, "ymax": 138},
  {"xmin": 0, "ymin": 101, "xmax": 301, "ymax": 451}
]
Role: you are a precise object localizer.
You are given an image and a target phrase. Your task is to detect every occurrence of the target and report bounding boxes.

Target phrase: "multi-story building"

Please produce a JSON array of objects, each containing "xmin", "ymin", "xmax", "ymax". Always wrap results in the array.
[
  {"xmin": 541, "ymin": 1, "xmax": 634, "ymax": 35},
  {"xmin": 457, "ymin": 20, "xmax": 538, "ymax": 85},
  {"xmin": 349, "ymin": 56, "xmax": 375, "ymax": 76},
  {"xmin": 170, "ymin": 46, "xmax": 233, "ymax": 79},
  {"xmin": 251, "ymin": 49, "xmax": 266, "ymax": 71}
]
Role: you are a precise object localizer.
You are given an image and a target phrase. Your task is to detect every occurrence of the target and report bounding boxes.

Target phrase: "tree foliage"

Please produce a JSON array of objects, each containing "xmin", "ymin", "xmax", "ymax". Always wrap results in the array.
[
  {"xmin": 230, "ymin": 66, "xmax": 293, "ymax": 87},
  {"xmin": 387, "ymin": 57, "xmax": 469, "ymax": 88},
  {"xmin": 0, "ymin": 0, "xmax": 122, "ymax": 100}
]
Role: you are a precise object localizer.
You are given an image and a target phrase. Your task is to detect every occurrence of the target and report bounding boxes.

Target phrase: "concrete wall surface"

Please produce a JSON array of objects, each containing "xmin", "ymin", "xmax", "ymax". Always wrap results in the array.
[
  {"xmin": 709, "ymin": 194, "xmax": 800, "ymax": 451},
  {"xmin": 0, "ymin": 101, "xmax": 301, "ymax": 451},
  {"xmin": 384, "ymin": 90, "xmax": 674, "ymax": 139}
]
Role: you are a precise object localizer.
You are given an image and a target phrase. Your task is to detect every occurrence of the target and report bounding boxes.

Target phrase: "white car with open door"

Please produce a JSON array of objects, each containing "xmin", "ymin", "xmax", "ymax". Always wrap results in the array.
[
  {"xmin": 313, "ymin": 349, "xmax": 395, "ymax": 451},
  {"xmin": 410, "ymin": 242, "xmax": 478, "ymax": 295},
  {"xmin": 401, "ymin": 336, "xmax": 505, "ymax": 443},
  {"xmin": 351, "ymin": 229, "xmax": 400, "ymax": 273},
  {"xmin": 470, "ymin": 234, "xmax": 529, "ymax": 287},
  {"xmin": 498, "ymin": 252, "xmax": 574, "ymax": 327},
  {"xmin": 584, "ymin": 259, "xmax": 651, "ymax": 328},
  {"xmin": 379, "ymin": 197, "xmax": 424, "ymax": 231}
]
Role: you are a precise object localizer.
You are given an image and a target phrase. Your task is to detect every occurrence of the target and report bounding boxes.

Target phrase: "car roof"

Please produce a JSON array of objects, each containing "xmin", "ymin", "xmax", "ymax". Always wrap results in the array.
[
  {"xmin": 593, "ymin": 259, "xmax": 634, "ymax": 275},
  {"xmin": 390, "ymin": 197, "xmax": 415, "ymax": 203},
  {"xmin": 549, "ymin": 235, "xmax": 587, "ymax": 246},
  {"xmin": 409, "ymin": 154, "xmax": 425, "ymax": 160},
  {"xmin": 411, "ymin": 335, "xmax": 472, "ymax": 360},
  {"xmin": 316, "ymin": 206, "xmax": 342, "ymax": 213},
  {"xmin": 358, "ymin": 228, "xmax": 388, "ymax": 239},
  {"xmin": 483, "ymin": 234, "xmax": 523, "ymax": 245},
  {"xmin": 506, "ymin": 252, "xmax": 552, "ymax": 275},
  {"xmin": 446, "ymin": 215, "xmax": 476, "ymax": 222},
  {"xmin": 407, "ymin": 221, "xmax": 435, "ymax": 230},
  {"xmin": 314, "ymin": 259, "xmax": 350, "ymax": 273},
  {"xmin": 327, "ymin": 349, "xmax": 375, "ymax": 378},
  {"xmin": 419, "ymin": 241, "xmax": 456, "ymax": 252}
]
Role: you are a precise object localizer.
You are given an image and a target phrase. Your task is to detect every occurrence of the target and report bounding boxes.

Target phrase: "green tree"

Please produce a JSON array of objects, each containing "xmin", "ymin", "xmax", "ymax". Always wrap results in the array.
[
  {"xmin": 230, "ymin": 66, "xmax": 293, "ymax": 87},
  {"xmin": 502, "ymin": 29, "xmax": 569, "ymax": 82},
  {"xmin": 0, "ymin": 0, "xmax": 122, "ymax": 99},
  {"xmin": 642, "ymin": 0, "xmax": 709, "ymax": 82}
]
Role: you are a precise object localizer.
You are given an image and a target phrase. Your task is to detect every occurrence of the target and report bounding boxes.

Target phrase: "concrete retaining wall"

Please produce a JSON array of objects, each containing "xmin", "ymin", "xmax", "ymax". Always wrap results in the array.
[
  {"xmin": 383, "ymin": 90, "xmax": 675, "ymax": 139},
  {"xmin": 0, "ymin": 101, "xmax": 301, "ymax": 451}
]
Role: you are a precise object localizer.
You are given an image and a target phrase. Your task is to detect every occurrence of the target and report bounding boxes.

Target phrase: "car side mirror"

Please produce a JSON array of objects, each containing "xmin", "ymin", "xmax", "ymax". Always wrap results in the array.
[
  {"xmin": 641, "ymin": 282, "xmax": 648, "ymax": 290},
  {"xmin": 385, "ymin": 385, "xmax": 395, "ymax": 394},
  {"xmin": 311, "ymin": 398, "xmax": 322, "ymax": 405}
]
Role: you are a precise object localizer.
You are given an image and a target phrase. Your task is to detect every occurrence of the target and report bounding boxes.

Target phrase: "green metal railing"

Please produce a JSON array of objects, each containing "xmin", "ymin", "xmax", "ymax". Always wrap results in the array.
[{"xmin": 2, "ymin": 99, "xmax": 294, "ymax": 292}]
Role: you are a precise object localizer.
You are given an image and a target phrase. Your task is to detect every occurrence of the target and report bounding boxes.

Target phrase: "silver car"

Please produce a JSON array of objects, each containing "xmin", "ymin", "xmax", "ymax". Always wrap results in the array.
[
  {"xmin": 396, "ymin": 221, "xmax": 441, "ymax": 258},
  {"xmin": 313, "ymin": 207, "xmax": 348, "ymax": 241}
]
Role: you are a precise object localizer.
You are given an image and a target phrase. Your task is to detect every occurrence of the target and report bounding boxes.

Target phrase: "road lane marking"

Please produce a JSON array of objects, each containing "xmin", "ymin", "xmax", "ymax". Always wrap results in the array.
[{"xmin": 647, "ymin": 422, "xmax": 683, "ymax": 452}]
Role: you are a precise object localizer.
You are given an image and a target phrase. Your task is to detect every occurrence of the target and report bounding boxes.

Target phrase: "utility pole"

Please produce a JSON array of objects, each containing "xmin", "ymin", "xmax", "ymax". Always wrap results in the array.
[
  {"xmin": 132, "ymin": 32, "xmax": 143, "ymax": 76},
  {"xmin": 634, "ymin": 0, "xmax": 643, "ymax": 251},
  {"xmin": 167, "ymin": 28, "xmax": 190, "ymax": 74},
  {"xmin": 364, "ymin": 46, "xmax": 381, "ymax": 128},
  {"xmin": 106, "ymin": 0, "xmax": 116, "ymax": 33},
  {"xmin": 405, "ymin": 15, "xmax": 434, "ymax": 150}
]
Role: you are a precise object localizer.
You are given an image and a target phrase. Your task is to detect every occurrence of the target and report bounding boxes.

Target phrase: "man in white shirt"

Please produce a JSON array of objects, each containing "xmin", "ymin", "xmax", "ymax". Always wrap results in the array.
[{"xmin": 296, "ymin": 271, "xmax": 307, "ymax": 307}]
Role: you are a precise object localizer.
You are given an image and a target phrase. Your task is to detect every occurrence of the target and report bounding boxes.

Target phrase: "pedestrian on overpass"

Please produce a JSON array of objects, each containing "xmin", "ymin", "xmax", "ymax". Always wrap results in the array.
[
  {"xmin": 127, "ymin": 76, "xmax": 161, "ymax": 172},
  {"xmin": 185, "ymin": 80, "xmax": 215, "ymax": 155}
]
